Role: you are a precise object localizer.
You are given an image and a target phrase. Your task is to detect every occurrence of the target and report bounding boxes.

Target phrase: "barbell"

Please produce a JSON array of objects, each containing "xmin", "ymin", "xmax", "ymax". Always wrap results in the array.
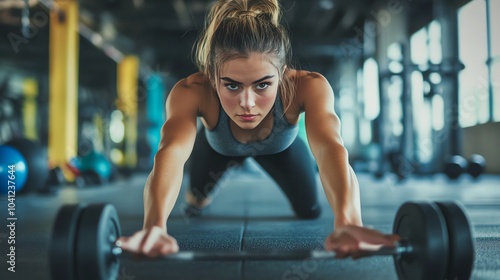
[{"xmin": 49, "ymin": 200, "xmax": 474, "ymax": 280}]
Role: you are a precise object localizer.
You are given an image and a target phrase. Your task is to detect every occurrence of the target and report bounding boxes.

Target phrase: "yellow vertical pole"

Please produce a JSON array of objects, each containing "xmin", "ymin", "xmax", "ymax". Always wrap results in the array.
[
  {"xmin": 22, "ymin": 78, "xmax": 38, "ymax": 140},
  {"xmin": 48, "ymin": 0, "xmax": 79, "ymax": 169},
  {"xmin": 117, "ymin": 56, "xmax": 139, "ymax": 168}
]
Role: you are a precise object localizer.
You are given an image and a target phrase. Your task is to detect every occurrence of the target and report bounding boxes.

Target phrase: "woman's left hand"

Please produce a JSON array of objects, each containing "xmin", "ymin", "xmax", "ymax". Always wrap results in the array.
[{"xmin": 324, "ymin": 225, "xmax": 400, "ymax": 259}]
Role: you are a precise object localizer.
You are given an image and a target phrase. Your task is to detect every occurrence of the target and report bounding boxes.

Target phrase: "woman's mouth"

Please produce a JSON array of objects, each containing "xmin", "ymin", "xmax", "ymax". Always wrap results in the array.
[{"xmin": 238, "ymin": 114, "xmax": 258, "ymax": 121}]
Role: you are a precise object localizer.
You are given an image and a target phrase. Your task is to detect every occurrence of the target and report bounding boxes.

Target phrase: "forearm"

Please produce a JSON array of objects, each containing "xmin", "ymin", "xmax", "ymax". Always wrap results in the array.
[
  {"xmin": 143, "ymin": 148, "xmax": 187, "ymax": 232},
  {"xmin": 317, "ymin": 145, "xmax": 362, "ymax": 228}
]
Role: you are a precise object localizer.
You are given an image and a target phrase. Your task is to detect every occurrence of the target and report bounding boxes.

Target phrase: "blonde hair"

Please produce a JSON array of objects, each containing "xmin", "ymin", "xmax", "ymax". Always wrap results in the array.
[{"xmin": 194, "ymin": 0, "xmax": 295, "ymax": 112}]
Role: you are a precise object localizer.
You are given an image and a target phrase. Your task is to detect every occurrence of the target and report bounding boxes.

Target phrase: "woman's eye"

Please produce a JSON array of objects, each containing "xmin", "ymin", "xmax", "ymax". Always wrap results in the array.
[
  {"xmin": 256, "ymin": 83, "xmax": 270, "ymax": 90},
  {"xmin": 225, "ymin": 83, "xmax": 239, "ymax": 91}
]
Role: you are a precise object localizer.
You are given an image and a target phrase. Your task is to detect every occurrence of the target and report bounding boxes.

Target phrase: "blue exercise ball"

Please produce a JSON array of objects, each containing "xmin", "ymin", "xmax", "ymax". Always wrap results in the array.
[
  {"xmin": 78, "ymin": 151, "xmax": 112, "ymax": 181},
  {"xmin": 0, "ymin": 145, "xmax": 28, "ymax": 195}
]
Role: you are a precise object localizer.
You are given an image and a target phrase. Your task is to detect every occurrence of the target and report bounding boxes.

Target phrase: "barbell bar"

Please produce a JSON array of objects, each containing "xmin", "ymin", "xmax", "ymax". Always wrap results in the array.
[
  {"xmin": 111, "ymin": 242, "xmax": 412, "ymax": 261},
  {"xmin": 50, "ymin": 200, "xmax": 474, "ymax": 280}
]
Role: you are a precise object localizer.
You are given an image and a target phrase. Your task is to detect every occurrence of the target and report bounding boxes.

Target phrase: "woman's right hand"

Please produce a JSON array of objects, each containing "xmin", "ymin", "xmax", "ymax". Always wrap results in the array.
[{"xmin": 116, "ymin": 226, "xmax": 179, "ymax": 258}]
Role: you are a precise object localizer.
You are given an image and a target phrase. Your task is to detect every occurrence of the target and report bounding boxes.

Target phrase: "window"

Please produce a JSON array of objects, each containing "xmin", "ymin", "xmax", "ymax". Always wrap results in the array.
[
  {"xmin": 489, "ymin": 0, "xmax": 500, "ymax": 57},
  {"xmin": 362, "ymin": 58, "xmax": 380, "ymax": 121},
  {"xmin": 410, "ymin": 27, "xmax": 428, "ymax": 65},
  {"xmin": 492, "ymin": 62, "xmax": 500, "ymax": 120},
  {"xmin": 458, "ymin": 0, "xmax": 489, "ymax": 126},
  {"xmin": 489, "ymin": 0, "xmax": 500, "ymax": 120},
  {"xmin": 410, "ymin": 26, "xmax": 436, "ymax": 163}
]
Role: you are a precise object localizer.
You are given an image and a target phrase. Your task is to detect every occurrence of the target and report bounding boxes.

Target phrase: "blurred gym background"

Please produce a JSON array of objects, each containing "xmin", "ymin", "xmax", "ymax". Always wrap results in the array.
[{"xmin": 0, "ymin": 0, "xmax": 498, "ymax": 189}]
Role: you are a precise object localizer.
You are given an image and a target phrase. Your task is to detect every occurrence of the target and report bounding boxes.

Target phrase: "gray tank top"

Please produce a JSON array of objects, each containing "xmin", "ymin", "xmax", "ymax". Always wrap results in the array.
[{"xmin": 205, "ymin": 93, "xmax": 299, "ymax": 156}]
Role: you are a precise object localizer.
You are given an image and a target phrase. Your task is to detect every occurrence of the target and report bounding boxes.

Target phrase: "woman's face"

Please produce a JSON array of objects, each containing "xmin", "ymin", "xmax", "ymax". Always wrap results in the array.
[{"xmin": 217, "ymin": 53, "xmax": 280, "ymax": 130}]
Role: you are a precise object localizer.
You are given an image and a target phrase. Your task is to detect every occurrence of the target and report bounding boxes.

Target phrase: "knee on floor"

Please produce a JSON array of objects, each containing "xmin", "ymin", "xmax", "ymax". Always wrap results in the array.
[{"xmin": 294, "ymin": 204, "xmax": 321, "ymax": 220}]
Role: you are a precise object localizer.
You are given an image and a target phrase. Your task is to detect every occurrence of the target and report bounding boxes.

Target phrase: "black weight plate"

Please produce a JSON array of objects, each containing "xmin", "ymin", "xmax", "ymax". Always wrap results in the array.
[
  {"xmin": 435, "ymin": 201, "xmax": 474, "ymax": 280},
  {"xmin": 76, "ymin": 204, "xmax": 121, "ymax": 280},
  {"xmin": 50, "ymin": 204, "xmax": 87, "ymax": 280},
  {"xmin": 393, "ymin": 202, "xmax": 449, "ymax": 280}
]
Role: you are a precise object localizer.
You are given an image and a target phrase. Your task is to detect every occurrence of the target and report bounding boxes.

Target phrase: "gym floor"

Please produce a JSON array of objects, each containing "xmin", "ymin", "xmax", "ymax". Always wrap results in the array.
[{"xmin": 1, "ymin": 159, "xmax": 499, "ymax": 280}]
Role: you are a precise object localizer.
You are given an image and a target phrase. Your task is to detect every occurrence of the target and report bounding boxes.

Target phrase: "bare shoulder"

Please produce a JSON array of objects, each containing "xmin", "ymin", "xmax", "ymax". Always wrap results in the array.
[
  {"xmin": 171, "ymin": 72, "xmax": 211, "ymax": 97},
  {"xmin": 167, "ymin": 72, "xmax": 213, "ymax": 117},
  {"xmin": 294, "ymin": 70, "xmax": 331, "ymax": 91},
  {"xmin": 290, "ymin": 70, "xmax": 334, "ymax": 109}
]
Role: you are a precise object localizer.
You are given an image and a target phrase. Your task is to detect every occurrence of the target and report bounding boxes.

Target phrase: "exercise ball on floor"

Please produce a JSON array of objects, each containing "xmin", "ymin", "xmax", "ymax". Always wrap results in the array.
[
  {"xmin": 78, "ymin": 150, "xmax": 113, "ymax": 183},
  {"xmin": 0, "ymin": 145, "xmax": 28, "ymax": 194},
  {"xmin": 5, "ymin": 138, "xmax": 49, "ymax": 192}
]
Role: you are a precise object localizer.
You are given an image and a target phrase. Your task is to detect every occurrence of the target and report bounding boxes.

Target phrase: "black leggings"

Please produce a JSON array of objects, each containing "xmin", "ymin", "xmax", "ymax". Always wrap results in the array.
[{"xmin": 188, "ymin": 128, "xmax": 321, "ymax": 219}]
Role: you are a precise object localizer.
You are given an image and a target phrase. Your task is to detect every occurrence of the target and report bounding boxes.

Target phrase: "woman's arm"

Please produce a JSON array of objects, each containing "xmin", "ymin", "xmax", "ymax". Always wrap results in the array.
[
  {"xmin": 143, "ymin": 78, "xmax": 200, "ymax": 232},
  {"xmin": 300, "ymin": 72, "xmax": 362, "ymax": 229}
]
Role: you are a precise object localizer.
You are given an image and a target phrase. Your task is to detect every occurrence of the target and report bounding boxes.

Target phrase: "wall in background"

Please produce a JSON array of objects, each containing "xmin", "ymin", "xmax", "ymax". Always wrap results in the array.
[{"xmin": 463, "ymin": 122, "xmax": 500, "ymax": 173}]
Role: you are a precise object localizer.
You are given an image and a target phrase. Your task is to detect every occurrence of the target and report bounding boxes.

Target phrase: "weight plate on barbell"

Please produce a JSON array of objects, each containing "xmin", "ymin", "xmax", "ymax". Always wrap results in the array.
[
  {"xmin": 435, "ymin": 201, "xmax": 474, "ymax": 280},
  {"xmin": 76, "ymin": 204, "xmax": 121, "ymax": 280},
  {"xmin": 393, "ymin": 201, "xmax": 449, "ymax": 280},
  {"xmin": 50, "ymin": 204, "xmax": 87, "ymax": 280}
]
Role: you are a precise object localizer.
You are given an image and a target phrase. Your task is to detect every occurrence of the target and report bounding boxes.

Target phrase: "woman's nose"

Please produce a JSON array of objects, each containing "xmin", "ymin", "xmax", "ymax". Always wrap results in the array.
[{"xmin": 240, "ymin": 90, "xmax": 256, "ymax": 111}]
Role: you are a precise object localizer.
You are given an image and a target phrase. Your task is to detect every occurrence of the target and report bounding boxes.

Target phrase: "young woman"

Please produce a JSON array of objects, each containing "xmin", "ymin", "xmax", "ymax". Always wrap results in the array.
[{"xmin": 118, "ymin": 0, "xmax": 399, "ymax": 259}]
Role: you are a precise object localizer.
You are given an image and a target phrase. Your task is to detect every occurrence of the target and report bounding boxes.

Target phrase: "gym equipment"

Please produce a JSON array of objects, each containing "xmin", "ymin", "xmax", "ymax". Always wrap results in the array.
[
  {"xmin": 50, "ymin": 204, "xmax": 87, "ymax": 280},
  {"xmin": 388, "ymin": 150, "xmax": 412, "ymax": 181},
  {"xmin": 435, "ymin": 202, "xmax": 474, "ymax": 280},
  {"xmin": 50, "ymin": 201, "xmax": 474, "ymax": 280},
  {"xmin": 76, "ymin": 204, "xmax": 121, "ymax": 280},
  {"xmin": 392, "ymin": 202, "xmax": 449, "ymax": 280},
  {"xmin": 47, "ymin": 166, "xmax": 66, "ymax": 186},
  {"xmin": 80, "ymin": 170, "xmax": 104, "ymax": 186},
  {"xmin": 443, "ymin": 155, "xmax": 467, "ymax": 180},
  {"xmin": 5, "ymin": 138, "xmax": 49, "ymax": 192},
  {"xmin": 76, "ymin": 150, "xmax": 113, "ymax": 184},
  {"xmin": 38, "ymin": 166, "xmax": 66, "ymax": 194},
  {"xmin": 0, "ymin": 145, "xmax": 28, "ymax": 194},
  {"xmin": 467, "ymin": 154, "xmax": 486, "ymax": 179}
]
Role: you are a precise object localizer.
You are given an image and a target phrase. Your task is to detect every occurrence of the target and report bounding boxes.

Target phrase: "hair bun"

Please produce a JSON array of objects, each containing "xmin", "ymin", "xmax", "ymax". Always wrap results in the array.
[
  {"xmin": 236, "ymin": 10, "xmax": 257, "ymax": 17},
  {"xmin": 255, "ymin": 12, "xmax": 273, "ymax": 21},
  {"xmin": 234, "ymin": 10, "xmax": 272, "ymax": 22}
]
